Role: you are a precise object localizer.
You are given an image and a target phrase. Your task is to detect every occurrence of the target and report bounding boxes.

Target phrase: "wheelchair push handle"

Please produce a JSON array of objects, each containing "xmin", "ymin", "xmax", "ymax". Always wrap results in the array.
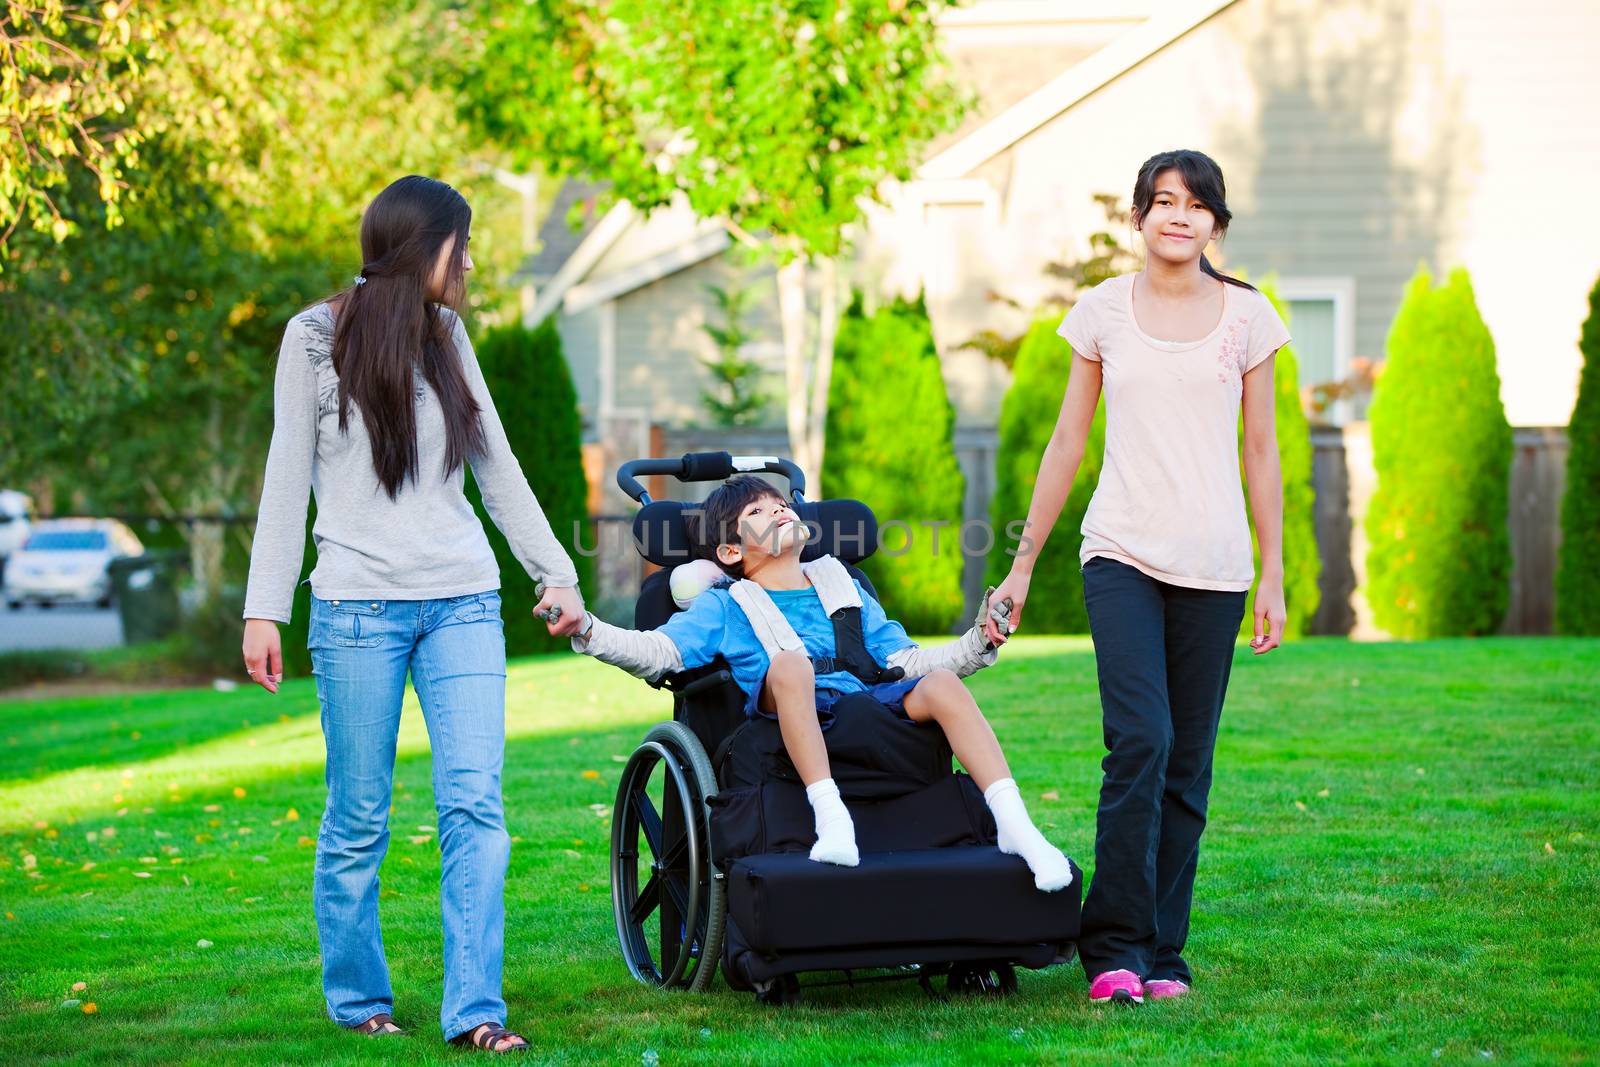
[{"xmin": 616, "ymin": 451, "xmax": 808, "ymax": 505}]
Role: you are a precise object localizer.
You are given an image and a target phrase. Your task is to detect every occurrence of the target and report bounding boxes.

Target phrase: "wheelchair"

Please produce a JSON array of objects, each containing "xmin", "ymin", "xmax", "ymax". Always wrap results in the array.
[{"xmin": 607, "ymin": 451, "xmax": 1081, "ymax": 1003}]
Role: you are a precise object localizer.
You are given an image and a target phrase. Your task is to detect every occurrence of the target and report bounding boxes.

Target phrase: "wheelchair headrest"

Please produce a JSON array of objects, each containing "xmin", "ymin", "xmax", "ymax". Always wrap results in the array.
[{"xmin": 631, "ymin": 498, "xmax": 879, "ymax": 567}]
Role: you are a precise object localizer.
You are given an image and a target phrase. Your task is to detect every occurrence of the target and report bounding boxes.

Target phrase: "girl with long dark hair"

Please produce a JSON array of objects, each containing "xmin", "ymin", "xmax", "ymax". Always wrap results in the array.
[
  {"xmin": 242, "ymin": 175, "xmax": 585, "ymax": 1052},
  {"xmin": 986, "ymin": 149, "xmax": 1290, "ymax": 1005}
]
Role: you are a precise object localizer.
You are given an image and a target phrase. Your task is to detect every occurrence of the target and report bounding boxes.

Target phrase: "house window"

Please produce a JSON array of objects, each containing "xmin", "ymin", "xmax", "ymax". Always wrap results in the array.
[{"xmin": 1276, "ymin": 277, "xmax": 1356, "ymax": 425}]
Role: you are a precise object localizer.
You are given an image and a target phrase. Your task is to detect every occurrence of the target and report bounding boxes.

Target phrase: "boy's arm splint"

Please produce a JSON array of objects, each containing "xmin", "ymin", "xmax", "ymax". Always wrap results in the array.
[
  {"xmin": 570, "ymin": 615, "xmax": 685, "ymax": 683},
  {"xmin": 885, "ymin": 588, "xmax": 1013, "ymax": 680}
]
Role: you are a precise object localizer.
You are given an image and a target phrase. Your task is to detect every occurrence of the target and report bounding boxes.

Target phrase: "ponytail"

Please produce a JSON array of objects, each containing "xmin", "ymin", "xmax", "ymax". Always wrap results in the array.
[{"xmin": 1200, "ymin": 252, "xmax": 1256, "ymax": 292}]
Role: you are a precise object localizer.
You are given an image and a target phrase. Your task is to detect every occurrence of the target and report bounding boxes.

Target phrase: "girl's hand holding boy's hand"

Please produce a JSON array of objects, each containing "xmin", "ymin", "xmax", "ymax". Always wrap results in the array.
[
  {"xmin": 534, "ymin": 583, "xmax": 587, "ymax": 638},
  {"xmin": 986, "ymin": 569, "xmax": 1030, "ymax": 646}
]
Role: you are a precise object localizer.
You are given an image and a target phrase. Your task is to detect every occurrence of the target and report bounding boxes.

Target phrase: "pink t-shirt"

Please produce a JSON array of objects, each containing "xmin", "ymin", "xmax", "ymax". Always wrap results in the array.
[{"xmin": 1055, "ymin": 273, "xmax": 1291, "ymax": 591}]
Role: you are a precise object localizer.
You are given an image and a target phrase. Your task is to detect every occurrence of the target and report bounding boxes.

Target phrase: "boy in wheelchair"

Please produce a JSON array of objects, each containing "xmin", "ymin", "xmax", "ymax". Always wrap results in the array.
[{"xmin": 568, "ymin": 474, "xmax": 1073, "ymax": 893}]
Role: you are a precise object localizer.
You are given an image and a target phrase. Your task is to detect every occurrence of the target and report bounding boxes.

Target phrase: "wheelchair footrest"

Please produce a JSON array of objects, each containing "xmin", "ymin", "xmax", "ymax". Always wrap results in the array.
[{"xmin": 725, "ymin": 846, "xmax": 1081, "ymax": 955}]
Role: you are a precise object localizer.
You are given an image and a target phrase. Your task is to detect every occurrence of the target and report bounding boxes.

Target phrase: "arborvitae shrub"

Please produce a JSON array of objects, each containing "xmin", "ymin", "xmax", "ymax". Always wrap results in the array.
[
  {"xmin": 823, "ymin": 293, "xmax": 965, "ymax": 634},
  {"xmin": 1366, "ymin": 266, "xmax": 1511, "ymax": 638},
  {"xmin": 466, "ymin": 317, "xmax": 594, "ymax": 656}
]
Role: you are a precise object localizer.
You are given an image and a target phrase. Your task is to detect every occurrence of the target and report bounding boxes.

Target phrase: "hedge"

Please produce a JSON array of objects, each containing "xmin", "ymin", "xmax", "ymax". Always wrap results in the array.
[
  {"xmin": 1366, "ymin": 266, "xmax": 1511, "ymax": 638},
  {"xmin": 822, "ymin": 292, "xmax": 966, "ymax": 634},
  {"xmin": 1556, "ymin": 273, "xmax": 1600, "ymax": 633}
]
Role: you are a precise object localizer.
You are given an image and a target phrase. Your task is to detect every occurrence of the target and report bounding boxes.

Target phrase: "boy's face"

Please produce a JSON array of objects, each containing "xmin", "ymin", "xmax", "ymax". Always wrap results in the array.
[{"xmin": 716, "ymin": 492, "xmax": 805, "ymax": 574}]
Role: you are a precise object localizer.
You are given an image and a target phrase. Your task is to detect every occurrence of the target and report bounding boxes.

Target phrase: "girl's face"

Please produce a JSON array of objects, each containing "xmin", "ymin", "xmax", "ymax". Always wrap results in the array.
[
  {"xmin": 428, "ymin": 232, "xmax": 473, "ymax": 303},
  {"xmin": 1137, "ymin": 171, "xmax": 1220, "ymax": 267}
]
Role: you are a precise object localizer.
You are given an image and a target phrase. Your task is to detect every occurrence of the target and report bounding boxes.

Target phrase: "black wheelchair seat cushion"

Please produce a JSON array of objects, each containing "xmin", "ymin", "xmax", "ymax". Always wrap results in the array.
[
  {"xmin": 716, "ymin": 691, "xmax": 954, "ymax": 801},
  {"xmin": 709, "ymin": 772, "xmax": 996, "ymax": 864},
  {"xmin": 725, "ymin": 845, "xmax": 1082, "ymax": 955}
]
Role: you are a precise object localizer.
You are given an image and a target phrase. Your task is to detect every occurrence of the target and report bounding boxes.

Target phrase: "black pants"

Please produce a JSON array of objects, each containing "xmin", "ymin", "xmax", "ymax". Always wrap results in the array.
[{"xmin": 1077, "ymin": 556, "xmax": 1247, "ymax": 983}]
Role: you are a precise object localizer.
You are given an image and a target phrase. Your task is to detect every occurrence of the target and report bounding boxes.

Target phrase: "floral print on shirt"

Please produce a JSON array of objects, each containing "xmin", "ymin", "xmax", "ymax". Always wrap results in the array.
[{"xmin": 1217, "ymin": 315, "xmax": 1251, "ymax": 387}]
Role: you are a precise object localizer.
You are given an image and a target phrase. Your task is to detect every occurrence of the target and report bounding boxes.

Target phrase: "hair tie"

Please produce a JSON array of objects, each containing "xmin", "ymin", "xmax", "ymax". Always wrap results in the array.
[{"xmin": 352, "ymin": 274, "xmax": 368, "ymax": 286}]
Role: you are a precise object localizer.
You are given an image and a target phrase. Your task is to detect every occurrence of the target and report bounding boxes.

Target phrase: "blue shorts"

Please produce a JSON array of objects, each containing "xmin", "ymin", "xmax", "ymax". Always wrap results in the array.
[
  {"xmin": 816, "ymin": 675, "xmax": 925, "ymax": 720},
  {"xmin": 750, "ymin": 675, "xmax": 926, "ymax": 731}
]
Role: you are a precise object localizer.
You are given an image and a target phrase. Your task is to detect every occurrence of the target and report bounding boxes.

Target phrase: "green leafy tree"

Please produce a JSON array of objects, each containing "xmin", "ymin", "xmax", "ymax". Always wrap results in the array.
[
  {"xmin": 699, "ymin": 283, "xmax": 770, "ymax": 427},
  {"xmin": 463, "ymin": 0, "xmax": 966, "ymax": 487},
  {"xmin": 984, "ymin": 311, "xmax": 1105, "ymax": 632},
  {"xmin": 1366, "ymin": 266, "xmax": 1511, "ymax": 638},
  {"xmin": 0, "ymin": 1, "xmax": 158, "ymax": 252},
  {"xmin": 1556, "ymin": 273, "xmax": 1600, "ymax": 633},
  {"xmin": 1238, "ymin": 282, "xmax": 1321, "ymax": 640},
  {"xmin": 823, "ymin": 293, "xmax": 964, "ymax": 633},
  {"xmin": 466, "ymin": 319, "xmax": 595, "ymax": 657},
  {"xmin": 3, "ymin": 1, "xmax": 520, "ymax": 624}
]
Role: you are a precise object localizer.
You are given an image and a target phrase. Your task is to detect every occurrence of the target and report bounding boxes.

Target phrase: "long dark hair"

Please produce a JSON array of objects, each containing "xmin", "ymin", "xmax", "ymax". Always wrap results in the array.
[
  {"xmin": 330, "ymin": 175, "xmax": 485, "ymax": 498},
  {"xmin": 1131, "ymin": 150, "xmax": 1255, "ymax": 291}
]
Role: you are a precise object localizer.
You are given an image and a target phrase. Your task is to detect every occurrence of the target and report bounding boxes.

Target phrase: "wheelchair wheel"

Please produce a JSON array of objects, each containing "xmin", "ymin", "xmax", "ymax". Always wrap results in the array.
[
  {"xmin": 947, "ymin": 962, "xmax": 1018, "ymax": 997},
  {"xmin": 611, "ymin": 720, "xmax": 726, "ymax": 992}
]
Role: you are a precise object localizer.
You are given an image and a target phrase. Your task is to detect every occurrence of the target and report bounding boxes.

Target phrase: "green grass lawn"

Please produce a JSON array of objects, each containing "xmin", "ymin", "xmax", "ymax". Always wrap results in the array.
[{"xmin": 1, "ymin": 637, "xmax": 1597, "ymax": 1065}]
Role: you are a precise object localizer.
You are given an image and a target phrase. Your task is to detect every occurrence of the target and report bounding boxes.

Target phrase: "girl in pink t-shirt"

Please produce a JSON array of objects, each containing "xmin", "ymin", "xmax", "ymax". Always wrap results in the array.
[{"xmin": 986, "ymin": 149, "xmax": 1290, "ymax": 1006}]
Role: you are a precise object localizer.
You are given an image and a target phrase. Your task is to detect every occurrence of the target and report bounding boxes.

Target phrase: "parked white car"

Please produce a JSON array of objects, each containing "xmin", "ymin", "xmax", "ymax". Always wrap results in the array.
[
  {"xmin": 3, "ymin": 518, "xmax": 144, "ymax": 609},
  {"xmin": 0, "ymin": 490, "xmax": 33, "ymax": 581}
]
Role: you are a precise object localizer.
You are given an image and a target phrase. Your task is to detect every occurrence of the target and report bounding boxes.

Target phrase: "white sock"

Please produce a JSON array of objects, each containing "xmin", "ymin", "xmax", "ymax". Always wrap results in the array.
[
  {"xmin": 805, "ymin": 778, "xmax": 859, "ymax": 867},
  {"xmin": 985, "ymin": 778, "xmax": 1074, "ymax": 892}
]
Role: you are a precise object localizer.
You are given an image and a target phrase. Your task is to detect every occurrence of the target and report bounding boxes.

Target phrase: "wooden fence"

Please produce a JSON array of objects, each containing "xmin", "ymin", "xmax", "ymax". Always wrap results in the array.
[{"xmin": 582, "ymin": 423, "xmax": 1572, "ymax": 636}]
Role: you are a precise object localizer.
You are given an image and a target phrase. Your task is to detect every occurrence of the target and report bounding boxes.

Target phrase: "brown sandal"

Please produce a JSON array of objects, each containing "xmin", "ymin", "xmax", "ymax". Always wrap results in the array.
[
  {"xmin": 344, "ymin": 1012, "xmax": 406, "ymax": 1037},
  {"xmin": 449, "ymin": 1022, "xmax": 530, "ymax": 1053}
]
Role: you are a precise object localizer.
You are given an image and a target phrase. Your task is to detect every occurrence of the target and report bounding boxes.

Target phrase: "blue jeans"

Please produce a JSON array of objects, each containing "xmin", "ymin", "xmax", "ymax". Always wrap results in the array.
[{"xmin": 307, "ymin": 590, "xmax": 510, "ymax": 1041}]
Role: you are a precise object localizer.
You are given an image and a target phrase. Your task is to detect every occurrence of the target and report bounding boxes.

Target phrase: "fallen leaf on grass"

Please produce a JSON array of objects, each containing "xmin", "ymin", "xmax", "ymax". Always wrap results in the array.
[
  {"xmin": 581, "ymin": 770, "xmax": 601, "ymax": 780},
  {"xmin": 22, "ymin": 855, "xmax": 36, "ymax": 870},
  {"xmin": 285, "ymin": 808, "xmax": 299, "ymax": 822},
  {"xmin": 1040, "ymin": 791, "xmax": 1059, "ymax": 801},
  {"xmin": 71, "ymin": 982, "xmax": 86, "ymax": 992},
  {"xmin": 132, "ymin": 872, "xmax": 152, "ymax": 879},
  {"xmin": 1544, "ymin": 842, "xmax": 1555, "ymax": 854},
  {"xmin": 203, "ymin": 805, "xmax": 221, "ymax": 813},
  {"xmin": 297, "ymin": 836, "xmax": 314, "ymax": 848},
  {"xmin": 1294, "ymin": 801, "xmax": 1309, "ymax": 812},
  {"xmin": 196, "ymin": 939, "xmax": 213, "ymax": 948},
  {"xmin": 408, "ymin": 835, "xmax": 433, "ymax": 845},
  {"xmin": 81, "ymin": 1003, "xmax": 97, "ymax": 1014},
  {"xmin": 1317, "ymin": 788, "xmax": 1331, "ymax": 797},
  {"xmin": 233, "ymin": 787, "xmax": 247, "ymax": 799}
]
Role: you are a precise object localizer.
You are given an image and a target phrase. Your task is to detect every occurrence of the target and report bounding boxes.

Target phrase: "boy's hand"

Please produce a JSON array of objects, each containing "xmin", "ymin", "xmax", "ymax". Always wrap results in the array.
[
  {"xmin": 976, "ymin": 586, "xmax": 1014, "ymax": 649},
  {"xmin": 534, "ymin": 583, "xmax": 586, "ymax": 638}
]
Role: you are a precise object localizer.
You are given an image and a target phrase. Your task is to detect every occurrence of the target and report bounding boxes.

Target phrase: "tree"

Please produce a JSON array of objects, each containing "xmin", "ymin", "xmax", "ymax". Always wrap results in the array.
[
  {"xmin": 463, "ymin": 0, "xmax": 967, "ymax": 491},
  {"xmin": 823, "ymin": 293, "xmax": 964, "ymax": 633},
  {"xmin": 466, "ymin": 319, "xmax": 595, "ymax": 657},
  {"xmin": 984, "ymin": 311, "xmax": 1105, "ymax": 632},
  {"xmin": 1556, "ymin": 273, "xmax": 1600, "ymax": 634},
  {"xmin": 0, "ymin": 1, "xmax": 157, "ymax": 254},
  {"xmin": 1366, "ymin": 266, "xmax": 1511, "ymax": 638},
  {"xmin": 698, "ymin": 283, "xmax": 771, "ymax": 426},
  {"xmin": 3, "ymin": 0, "xmax": 517, "ymax": 614},
  {"xmin": 1238, "ymin": 282, "xmax": 1320, "ymax": 640}
]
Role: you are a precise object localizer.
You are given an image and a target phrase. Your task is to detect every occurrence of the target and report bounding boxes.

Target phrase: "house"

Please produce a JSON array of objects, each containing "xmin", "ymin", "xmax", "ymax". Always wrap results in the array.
[{"xmin": 524, "ymin": 0, "xmax": 1596, "ymax": 632}]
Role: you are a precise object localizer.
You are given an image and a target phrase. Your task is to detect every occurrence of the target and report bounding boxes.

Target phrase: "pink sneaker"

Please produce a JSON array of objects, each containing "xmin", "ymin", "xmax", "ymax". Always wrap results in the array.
[
  {"xmin": 1088, "ymin": 969, "xmax": 1144, "ymax": 1005},
  {"xmin": 1143, "ymin": 979, "xmax": 1190, "ymax": 1001}
]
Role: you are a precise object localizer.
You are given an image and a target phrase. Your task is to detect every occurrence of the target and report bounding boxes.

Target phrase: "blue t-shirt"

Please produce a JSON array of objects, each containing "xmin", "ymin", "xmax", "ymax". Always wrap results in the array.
[{"xmin": 656, "ymin": 578, "xmax": 916, "ymax": 718}]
